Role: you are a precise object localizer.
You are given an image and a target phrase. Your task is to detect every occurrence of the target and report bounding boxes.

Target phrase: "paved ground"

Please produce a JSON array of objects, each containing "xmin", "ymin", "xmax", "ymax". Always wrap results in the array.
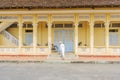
[{"xmin": 0, "ymin": 63, "xmax": 120, "ymax": 80}]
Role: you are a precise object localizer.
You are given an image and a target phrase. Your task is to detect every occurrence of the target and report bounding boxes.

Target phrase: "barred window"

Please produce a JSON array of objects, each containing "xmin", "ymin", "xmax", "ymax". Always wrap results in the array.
[
  {"xmin": 64, "ymin": 24, "xmax": 73, "ymax": 28},
  {"xmin": 94, "ymin": 23, "xmax": 104, "ymax": 28},
  {"xmin": 109, "ymin": 29, "xmax": 118, "ymax": 32},
  {"xmin": 51, "ymin": 23, "xmax": 73, "ymax": 28},
  {"xmin": 25, "ymin": 30, "xmax": 33, "ymax": 33},
  {"xmin": 23, "ymin": 23, "xmax": 33, "ymax": 28},
  {"xmin": 27, "ymin": 24, "xmax": 33, "ymax": 28},
  {"xmin": 55, "ymin": 24, "xmax": 63, "ymax": 28},
  {"xmin": 78, "ymin": 24, "xmax": 83, "ymax": 28},
  {"xmin": 111, "ymin": 23, "xmax": 120, "ymax": 27}
]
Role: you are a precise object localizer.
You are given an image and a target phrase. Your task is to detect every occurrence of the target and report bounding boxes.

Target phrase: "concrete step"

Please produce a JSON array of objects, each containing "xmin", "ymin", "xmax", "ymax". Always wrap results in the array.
[
  {"xmin": 47, "ymin": 53, "xmax": 78, "ymax": 60},
  {"xmin": 44, "ymin": 59, "xmax": 72, "ymax": 63}
]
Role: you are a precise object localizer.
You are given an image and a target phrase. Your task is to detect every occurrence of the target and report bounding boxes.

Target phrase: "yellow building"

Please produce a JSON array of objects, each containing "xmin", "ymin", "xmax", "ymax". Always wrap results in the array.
[{"xmin": 0, "ymin": 0, "xmax": 120, "ymax": 60}]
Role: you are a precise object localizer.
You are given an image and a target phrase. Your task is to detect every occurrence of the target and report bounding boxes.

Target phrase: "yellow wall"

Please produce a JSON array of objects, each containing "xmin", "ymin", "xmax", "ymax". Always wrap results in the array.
[
  {"xmin": 23, "ymin": 28, "xmax": 26, "ymax": 45},
  {"xmin": 78, "ymin": 21, "xmax": 90, "ymax": 47},
  {"xmin": 94, "ymin": 28, "xmax": 105, "ymax": 46},
  {"xmin": 117, "ymin": 28, "xmax": 120, "ymax": 46},
  {"xmin": 78, "ymin": 22, "xmax": 106, "ymax": 47},
  {"xmin": 37, "ymin": 22, "xmax": 48, "ymax": 46}
]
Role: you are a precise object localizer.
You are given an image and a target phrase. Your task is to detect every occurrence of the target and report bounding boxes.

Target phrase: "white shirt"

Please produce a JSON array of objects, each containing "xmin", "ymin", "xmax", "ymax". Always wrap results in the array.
[{"xmin": 59, "ymin": 43, "xmax": 65, "ymax": 52}]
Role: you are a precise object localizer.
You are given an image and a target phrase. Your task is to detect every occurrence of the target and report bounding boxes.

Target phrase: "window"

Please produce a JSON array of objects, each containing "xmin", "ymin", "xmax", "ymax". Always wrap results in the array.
[
  {"xmin": 78, "ymin": 24, "xmax": 83, "ymax": 28},
  {"xmin": 27, "ymin": 24, "xmax": 33, "ymax": 28},
  {"xmin": 64, "ymin": 24, "xmax": 73, "ymax": 28},
  {"xmin": 25, "ymin": 33, "xmax": 33, "ymax": 46},
  {"xmin": 23, "ymin": 24, "xmax": 26, "ymax": 28},
  {"xmin": 23, "ymin": 23, "xmax": 33, "ymax": 28},
  {"xmin": 94, "ymin": 23, "xmax": 104, "ymax": 28},
  {"xmin": 52, "ymin": 23, "xmax": 74, "ymax": 28},
  {"xmin": 24, "ymin": 29, "xmax": 33, "ymax": 46},
  {"xmin": 109, "ymin": 29, "xmax": 118, "ymax": 32},
  {"xmin": 55, "ymin": 24, "xmax": 63, "ymax": 28},
  {"xmin": 110, "ymin": 23, "xmax": 120, "ymax": 28},
  {"xmin": 109, "ymin": 29, "xmax": 118, "ymax": 46},
  {"xmin": 25, "ymin": 30, "xmax": 33, "ymax": 33}
]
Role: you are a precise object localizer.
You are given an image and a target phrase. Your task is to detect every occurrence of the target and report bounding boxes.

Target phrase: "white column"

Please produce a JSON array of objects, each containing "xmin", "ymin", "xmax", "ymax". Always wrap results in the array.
[
  {"xmin": 18, "ymin": 15, "xmax": 23, "ymax": 53},
  {"xmin": 33, "ymin": 23, "xmax": 38, "ymax": 54},
  {"xmin": 105, "ymin": 14, "xmax": 110, "ymax": 54},
  {"xmin": 74, "ymin": 23, "xmax": 79, "ymax": 54},
  {"xmin": 89, "ymin": 22, "xmax": 94, "ymax": 54},
  {"xmin": 47, "ymin": 22, "xmax": 52, "ymax": 54},
  {"xmin": 105, "ymin": 22, "xmax": 110, "ymax": 53}
]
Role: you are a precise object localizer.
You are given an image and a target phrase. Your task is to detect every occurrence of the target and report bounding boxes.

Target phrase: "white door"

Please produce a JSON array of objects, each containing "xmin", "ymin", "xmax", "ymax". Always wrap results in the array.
[
  {"xmin": 63, "ymin": 30, "xmax": 74, "ymax": 52},
  {"xmin": 109, "ymin": 33, "xmax": 118, "ymax": 46},
  {"xmin": 25, "ymin": 33, "xmax": 33, "ymax": 46},
  {"xmin": 54, "ymin": 29, "xmax": 74, "ymax": 52}
]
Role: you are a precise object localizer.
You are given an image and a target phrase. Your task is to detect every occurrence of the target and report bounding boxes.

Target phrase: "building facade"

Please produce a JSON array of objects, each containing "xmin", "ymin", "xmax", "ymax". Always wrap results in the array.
[{"xmin": 0, "ymin": 0, "xmax": 120, "ymax": 60}]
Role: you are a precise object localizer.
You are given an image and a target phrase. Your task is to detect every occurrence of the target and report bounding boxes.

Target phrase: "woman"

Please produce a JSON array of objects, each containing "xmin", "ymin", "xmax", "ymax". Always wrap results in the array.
[{"xmin": 59, "ymin": 41, "xmax": 65, "ymax": 59}]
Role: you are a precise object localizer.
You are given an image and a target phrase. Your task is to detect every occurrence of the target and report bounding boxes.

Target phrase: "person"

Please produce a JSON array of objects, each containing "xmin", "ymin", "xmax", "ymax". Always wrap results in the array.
[{"xmin": 59, "ymin": 41, "xmax": 65, "ymax": 59}]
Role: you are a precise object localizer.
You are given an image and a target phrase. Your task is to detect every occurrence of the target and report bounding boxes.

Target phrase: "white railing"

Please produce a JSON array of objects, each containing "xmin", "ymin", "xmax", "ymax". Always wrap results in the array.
[
  {"xmin": 78, "ymin": 47, "xmax": 90, "ymax": 54},
  {"xmin": 1, "ymin": 30, "xmax": 19, "ymax": 46},
  {"xmin": 21, "ymin": 47, "xmax": 33, "ymax": 53},
  {"xmin": 21, "ymin": 46, "xmax": 49, "ymax": 54},
  {"xmin": 78, "ymin": 46, "xmax": 120, "ymax": 55},
  {"xmin": 0, "ymin": 47, "xmax": 18, "ymax": 54},
  {"xmin": 109, "ymin": 47, "xmax": 120, "ymax": 54},
  {"xmin": 37, "ymin": 46, "xmax": 49, "ymax": 54},
  {"xmin": 94, "ymin": 47, "xmax": 106, "ymax": 54}
]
